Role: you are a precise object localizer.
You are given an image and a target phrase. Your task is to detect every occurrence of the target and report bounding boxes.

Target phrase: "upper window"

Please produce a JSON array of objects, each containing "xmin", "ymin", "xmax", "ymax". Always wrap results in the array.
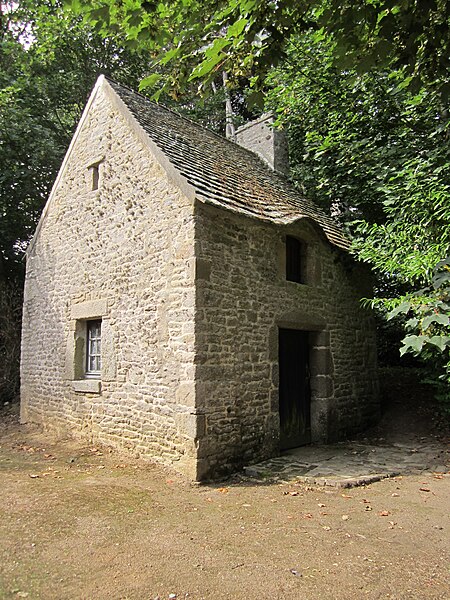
[
  {"xmin": 286, "ymin": 236, "xmax": 306, "ymax": 284},
  {"xmin": 86, "ymin": 319, "xmax": 102, "ymax": 378}
]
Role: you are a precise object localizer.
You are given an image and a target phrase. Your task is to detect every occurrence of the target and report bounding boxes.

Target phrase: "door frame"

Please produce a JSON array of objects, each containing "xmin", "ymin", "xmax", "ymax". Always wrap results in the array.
[
  {"xmin": 278, "ymin": 327, "xmax": 311, "ymax": 449},
  {"xmin": 269, "ymin": 318, "xmax": 334, "ymax": 446}
]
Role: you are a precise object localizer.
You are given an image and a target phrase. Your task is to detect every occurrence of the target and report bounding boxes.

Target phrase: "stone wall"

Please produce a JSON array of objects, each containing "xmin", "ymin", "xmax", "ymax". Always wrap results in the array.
[
  {"xmin": 20, "ymin": 84, "xmax": 200, "ymax": 478},
  {"xmin": 193, "ymin": 203, "xmax": 379, "ymax": 479}
]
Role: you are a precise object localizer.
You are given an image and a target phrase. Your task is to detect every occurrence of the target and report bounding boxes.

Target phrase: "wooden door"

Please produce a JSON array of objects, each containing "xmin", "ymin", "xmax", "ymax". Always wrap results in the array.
[{"xmin": 279, "ymin": 328, "xmax": 311, "ymax": 449}]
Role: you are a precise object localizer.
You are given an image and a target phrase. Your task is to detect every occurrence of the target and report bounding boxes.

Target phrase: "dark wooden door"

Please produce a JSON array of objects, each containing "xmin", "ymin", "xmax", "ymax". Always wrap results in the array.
[{"xmin": 279, "ymin": 328, "xmax": 311, "ymax": 449}]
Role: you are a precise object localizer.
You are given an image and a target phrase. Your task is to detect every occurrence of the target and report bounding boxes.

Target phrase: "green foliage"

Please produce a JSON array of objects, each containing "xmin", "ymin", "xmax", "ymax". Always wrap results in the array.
[
  {"xmin": 265, "ymin": 36, "xmax": 450, "ymax": 283},
  {"xmin": 353, "ymin": 151, "xmax": 450, "ymax": 287},
  {"xmin": 385, "ymin": 259, "xmax": 450, "ymax": 412},
  {"xmin": 0, "ymin": 0, "xmax": 151, "ymax": 278},
  {"xmin": 70, "ymin": 0, "xmax": 450, "ymax": 100},
  {"xmin": 0, "ymin": 280, "xmax": 22, "ymax": 403}
]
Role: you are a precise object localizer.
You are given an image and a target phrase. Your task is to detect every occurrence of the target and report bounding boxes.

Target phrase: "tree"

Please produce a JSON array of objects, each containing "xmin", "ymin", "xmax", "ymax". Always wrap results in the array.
[
  {"xmin": 264, "ymin": 35, "xmax": 450, "ymax": 285},
  {"xmin": 71, "ymin": 0, "xmax": 450, "ymax": 100},
  {"xmin": 264, "ymin": 35, "xmax": 450, "ymax": 409},
  {"xmin": 0, "ymin": 0, "xmax": 153, "ymax": 279},
  {"xmin": 0, "ymin": 0, "xmax": 152, "ymax": 402}
]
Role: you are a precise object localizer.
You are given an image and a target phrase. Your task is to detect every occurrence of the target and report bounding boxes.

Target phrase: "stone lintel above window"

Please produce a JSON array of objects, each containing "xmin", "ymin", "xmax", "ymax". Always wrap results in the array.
[{"xmin": 71, "ymin": 299, "xmax": 107, "ymax": 320}]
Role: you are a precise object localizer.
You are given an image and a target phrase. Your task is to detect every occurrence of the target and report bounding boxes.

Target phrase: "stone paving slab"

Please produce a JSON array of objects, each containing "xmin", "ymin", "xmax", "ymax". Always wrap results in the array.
[{"xmin": 244, "ymin": 439, "xmax": 450, "ymax": 488}]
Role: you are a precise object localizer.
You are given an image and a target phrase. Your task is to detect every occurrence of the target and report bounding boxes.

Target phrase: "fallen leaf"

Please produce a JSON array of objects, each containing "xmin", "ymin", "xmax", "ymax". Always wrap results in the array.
[
  {"xmin": 379, "ymin": 510, "xmax": 390, "ymax": 517},
  {"xmin": 217, "ymin": 487, "xmax": 228, "ymax": 494}
]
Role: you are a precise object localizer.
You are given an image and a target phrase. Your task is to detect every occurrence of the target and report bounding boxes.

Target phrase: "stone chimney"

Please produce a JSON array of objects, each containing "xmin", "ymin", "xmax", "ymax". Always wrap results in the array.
[{"xmin": 235, "ymin": 113, "xmax": 289, "ymax": 175}]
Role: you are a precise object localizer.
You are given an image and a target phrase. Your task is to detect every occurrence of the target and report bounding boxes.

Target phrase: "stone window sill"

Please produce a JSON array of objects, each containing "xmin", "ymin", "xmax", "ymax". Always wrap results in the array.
[{"xmin": 72, "ymin": 379, "xmax": 101, "ymax": 394}]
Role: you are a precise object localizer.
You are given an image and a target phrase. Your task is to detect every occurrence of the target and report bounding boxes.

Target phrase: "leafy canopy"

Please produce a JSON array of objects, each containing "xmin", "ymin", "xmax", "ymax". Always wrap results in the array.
[
  {"xmin": 70, "ymin": 0, "xmax": 450, "ymax": 101},
  {"xmin": 263, "ymin": 31, "xmax": 450, "ymax": 406},
  {"xmin": 0, "ymin": 0, "xmax": 151, "ymax": 279}
]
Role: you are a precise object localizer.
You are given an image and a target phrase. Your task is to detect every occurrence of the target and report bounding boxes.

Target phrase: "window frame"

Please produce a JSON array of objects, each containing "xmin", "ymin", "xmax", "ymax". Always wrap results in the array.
[
  {"xmin": 85, "ymin": 319, "xmax": 102, "ymax": 379},
  {"xmin": 286, "ymin": 235, "xmax": 306, "ymax": 284}
]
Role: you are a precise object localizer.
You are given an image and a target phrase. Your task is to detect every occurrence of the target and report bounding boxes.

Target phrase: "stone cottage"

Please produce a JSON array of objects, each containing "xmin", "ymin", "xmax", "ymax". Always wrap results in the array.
[{"xmin": 20, "ymin": 76, "xmax": 379, "ymax": 480}]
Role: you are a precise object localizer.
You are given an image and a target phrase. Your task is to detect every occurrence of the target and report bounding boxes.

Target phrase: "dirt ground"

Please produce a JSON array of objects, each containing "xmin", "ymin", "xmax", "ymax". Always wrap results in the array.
[{"xmin": 0, "ymin": 398, "xmax": 449, "ymax": 600}]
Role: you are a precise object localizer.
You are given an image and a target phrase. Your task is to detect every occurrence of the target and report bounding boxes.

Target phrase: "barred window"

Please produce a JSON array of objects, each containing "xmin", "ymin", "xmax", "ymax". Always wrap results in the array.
[{"xmin": 86, "ymin": 320, "xmax": 101, "ymax": 378}]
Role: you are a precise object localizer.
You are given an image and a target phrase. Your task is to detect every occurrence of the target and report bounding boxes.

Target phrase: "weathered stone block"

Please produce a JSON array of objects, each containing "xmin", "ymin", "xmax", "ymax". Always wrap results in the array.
[
  {"xmin": 70, "ymin": 299, "xmax": 108, "ymax": 320},
  {"xmin": 72, "ymin": 379, "xmax": 101, "ymax": 394}
]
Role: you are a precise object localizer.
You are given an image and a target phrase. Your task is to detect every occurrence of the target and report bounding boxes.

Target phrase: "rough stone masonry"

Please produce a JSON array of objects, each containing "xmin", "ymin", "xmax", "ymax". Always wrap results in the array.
[{"xmin": 20, "ymin": 76, "xmax": 379, "ymax": 480}]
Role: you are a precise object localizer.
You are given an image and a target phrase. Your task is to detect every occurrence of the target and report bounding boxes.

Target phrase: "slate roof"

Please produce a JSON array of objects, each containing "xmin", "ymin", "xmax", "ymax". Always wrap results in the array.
[{"xmin": 108, "ymin": 78, "xmax": 350, "ymax": 250}]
